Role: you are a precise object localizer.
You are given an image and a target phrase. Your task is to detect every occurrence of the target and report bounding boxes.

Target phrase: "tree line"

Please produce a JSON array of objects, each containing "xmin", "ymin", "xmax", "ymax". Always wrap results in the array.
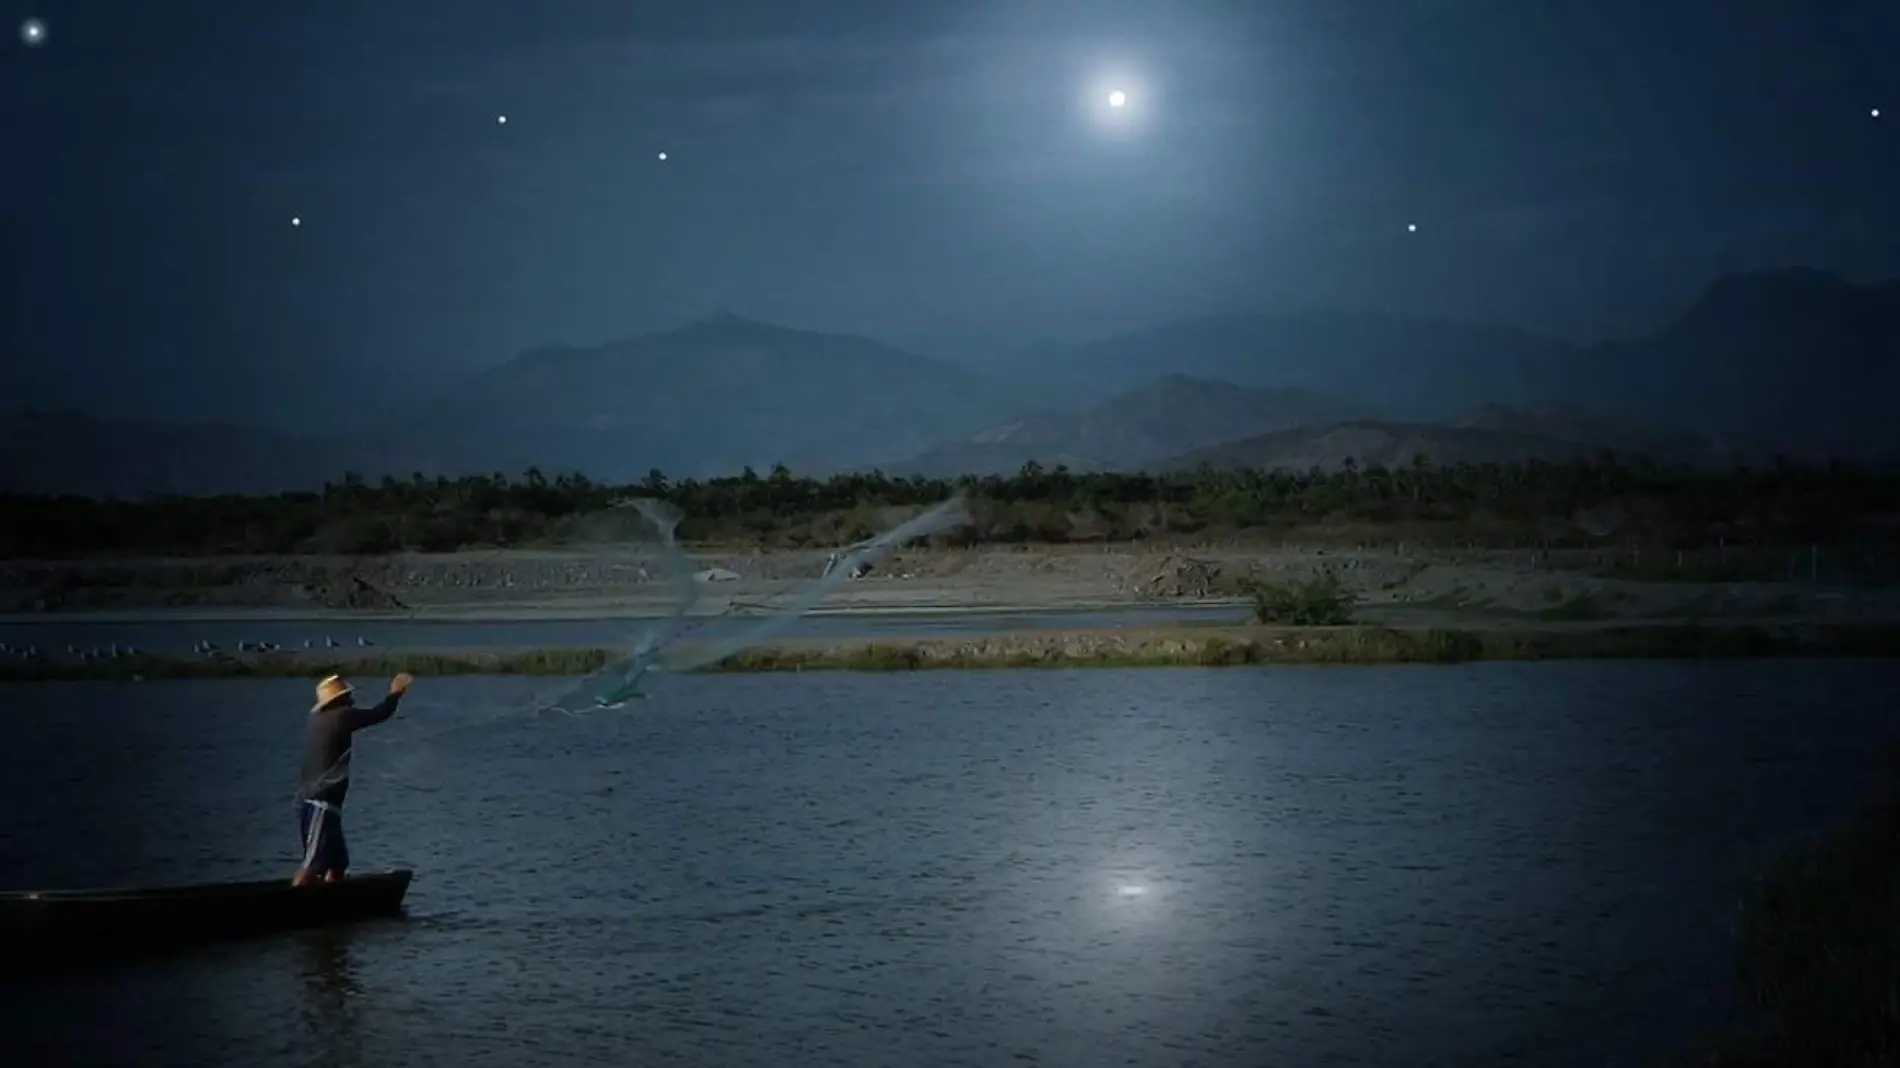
[{"xmin": 0, "ymin": 456, "xmax": 1894, "ymax": 558}]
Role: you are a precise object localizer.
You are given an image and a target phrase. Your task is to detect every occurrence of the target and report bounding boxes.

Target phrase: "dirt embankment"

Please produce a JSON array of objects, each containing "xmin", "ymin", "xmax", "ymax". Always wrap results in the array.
[{"xmin": 1, "ymin": 544, "xmax": 1895, "ymax": 623}]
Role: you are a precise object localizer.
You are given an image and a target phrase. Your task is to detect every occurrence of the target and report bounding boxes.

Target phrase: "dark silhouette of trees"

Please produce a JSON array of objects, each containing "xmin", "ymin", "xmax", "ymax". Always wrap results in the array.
[{"xmin": 0, "ymin": 457, "xmax": 1894, "ymax": 558}]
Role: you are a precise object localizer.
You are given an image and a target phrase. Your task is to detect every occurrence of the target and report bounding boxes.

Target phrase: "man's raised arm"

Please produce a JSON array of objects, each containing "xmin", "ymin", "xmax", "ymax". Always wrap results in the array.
[{"xmin": 347, "ymin": 673, "xmax": 413, "ymax": 731}]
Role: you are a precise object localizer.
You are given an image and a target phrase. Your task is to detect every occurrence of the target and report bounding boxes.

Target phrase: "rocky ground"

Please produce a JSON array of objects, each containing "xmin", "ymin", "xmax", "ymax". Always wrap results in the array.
[{"xmin": 1, "ymin": 544, "xmax": 1895, "ymax": 624}]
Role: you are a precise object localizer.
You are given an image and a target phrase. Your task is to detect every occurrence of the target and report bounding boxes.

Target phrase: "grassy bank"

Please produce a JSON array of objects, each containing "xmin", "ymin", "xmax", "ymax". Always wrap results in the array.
[
  {"xmin": 3, "ymin": 622, "xmax": 1899, "ymax": 682},
  {"xmin": 0, "ymin": 646, "xmax": 615, "ymax": 682},
  {"xmin": 708, "ymin": 623, "xmax": 1900, "ymax": 672}
]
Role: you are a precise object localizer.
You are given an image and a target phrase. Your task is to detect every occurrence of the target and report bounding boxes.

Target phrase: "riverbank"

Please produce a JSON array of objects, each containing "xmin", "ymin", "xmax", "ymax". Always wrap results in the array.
[
  {"xmin": 4, "ymin": 545, "xmax": 1896, "ymax": 625},
  {"xmin": 703, "ymin": 621, "xmax": 1900, "ymax": 672},
  {"xmin": 4, "ymin": 621, "xmax": 1898, "ymax": 682},
  {"xmin": 0, "ymin": 597, "xmax": 1250, "ymax": 627}
]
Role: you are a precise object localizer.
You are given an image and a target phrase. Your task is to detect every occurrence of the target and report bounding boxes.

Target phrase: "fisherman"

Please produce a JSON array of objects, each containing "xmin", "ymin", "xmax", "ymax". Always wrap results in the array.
[{"xmin": 294, "ymin": 672, "xmax": 412, "ymax": 886}]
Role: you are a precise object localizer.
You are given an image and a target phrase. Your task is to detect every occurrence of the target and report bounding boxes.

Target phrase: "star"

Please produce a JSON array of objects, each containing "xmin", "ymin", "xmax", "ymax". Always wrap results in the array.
[
  {"xmin": 1407, "ymin": 223, "xmax": 1418, "ymax": 233},
  {"xmin": 290, "ymin": 216, "xmax": 302, "ymax": 227},
  {"xmin": 657, "ymin": 151, "xmax": 668, "ymax": 161},
  {"xmin": 19, "ymin": 17, "xmax": 47, "ymax": 46},
  {"xmin": 497, "ymin": 114, "xmax": 508, "ymax": 125}
]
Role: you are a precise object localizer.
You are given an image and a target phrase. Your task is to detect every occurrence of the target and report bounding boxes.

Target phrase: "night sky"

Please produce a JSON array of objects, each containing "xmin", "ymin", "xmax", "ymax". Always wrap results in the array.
[{"xmin": 3, "ymin": 0, "xmax": 1895, "ymax": 428}]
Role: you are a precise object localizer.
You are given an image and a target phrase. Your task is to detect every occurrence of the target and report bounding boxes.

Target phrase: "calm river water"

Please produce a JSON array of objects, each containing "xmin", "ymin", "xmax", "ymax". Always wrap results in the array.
[{"xmin": 3, "ymin": 660, "xmax": 1896, "ymax": 1067}]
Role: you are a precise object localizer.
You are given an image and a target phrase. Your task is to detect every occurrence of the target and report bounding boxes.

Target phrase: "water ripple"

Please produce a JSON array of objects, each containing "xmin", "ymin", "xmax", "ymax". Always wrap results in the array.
[{"xmin": 3, "ymin": 660, "xmax": 1895, "ymax": 1067}]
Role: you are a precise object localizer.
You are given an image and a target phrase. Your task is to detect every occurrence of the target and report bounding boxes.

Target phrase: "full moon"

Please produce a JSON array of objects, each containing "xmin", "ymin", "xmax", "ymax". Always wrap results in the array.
[
  {"xmin": 657, "ymin": 151, "xmax": 668, "ymax": 161},
  {"xmin": 1407, "ymin": 223, "xmax": 1418, "ymax": 232},
  {"xmin": 496, "ymin": 114, "xmax": 508, "ymax": 125},
  {"xmin": 19, "ymin": 17, "xmax": 46, "ymax": 46},
  {"xmin": 290, "ymin": 216, "xmax": 302, "ymax": 227},
  {"xmin": 1108, "ymin": 89, "xmax": 1127, "ymax": 108}
]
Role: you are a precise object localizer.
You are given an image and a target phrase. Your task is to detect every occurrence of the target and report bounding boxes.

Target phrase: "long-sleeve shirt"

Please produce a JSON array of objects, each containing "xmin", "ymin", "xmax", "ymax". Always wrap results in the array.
[{"xmin": 297, "ymin": 692, "xmax": 402, "ymax": 807}]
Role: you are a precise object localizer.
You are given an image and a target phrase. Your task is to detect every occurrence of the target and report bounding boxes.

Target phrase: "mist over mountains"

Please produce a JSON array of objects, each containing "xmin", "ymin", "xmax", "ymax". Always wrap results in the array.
[{"xmin": 1, "ymin": 269, "xmax": 1894, "ymax": 498}]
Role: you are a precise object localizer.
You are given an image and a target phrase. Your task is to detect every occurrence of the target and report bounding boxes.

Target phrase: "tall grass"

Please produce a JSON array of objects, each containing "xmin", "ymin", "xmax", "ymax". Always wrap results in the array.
[
  {"xmin": 1730, "ymin": 798, "xmax": 1900, "ymax": 1064},
  {"xmin": 1667, "ymin": 770, "xmax": 1900, "ymax": 1066}
]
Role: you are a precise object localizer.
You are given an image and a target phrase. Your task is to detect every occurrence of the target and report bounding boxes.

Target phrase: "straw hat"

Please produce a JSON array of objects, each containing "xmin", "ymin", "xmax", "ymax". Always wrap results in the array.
[{"xmin": 311, "ymin": 675, "xmax": 355, "ymax": 713}]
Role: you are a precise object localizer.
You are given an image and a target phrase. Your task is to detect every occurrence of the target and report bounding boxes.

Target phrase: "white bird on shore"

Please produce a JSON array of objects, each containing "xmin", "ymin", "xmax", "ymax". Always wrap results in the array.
[
  {"xmin": 357, "ymin": 636, "xmax": 374, "ymax": 647},
  {"xmin": 324, "ymin": 636, "xmax": 340, "ymax": 648}
]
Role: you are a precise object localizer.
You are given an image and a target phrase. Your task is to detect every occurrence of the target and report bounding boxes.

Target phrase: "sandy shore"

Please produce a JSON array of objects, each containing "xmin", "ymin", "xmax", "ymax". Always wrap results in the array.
[{"xmin": 3, "ymin": 544, "xmax": 1895, "ymax": 627}]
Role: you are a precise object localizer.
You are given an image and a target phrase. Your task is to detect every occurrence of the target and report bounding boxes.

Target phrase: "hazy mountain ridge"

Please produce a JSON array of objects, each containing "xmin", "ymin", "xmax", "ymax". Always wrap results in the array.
[
  {"xmin": 384, "ymin": 313, "xmax": 1035, "ymax": 482},
  {"xmin": 0, "ymin": 270, "xmax": 1893, "ymax": 497},
  {"xmin": 886, "ymin": 374, "xmax": 1370, "ymax": 476},
  {"xmin": 1533, "ymin": 269, "xmax": 1900, "ymax": 458},
  {"xmin": 1000, "ymin": 310, "xmax": 1570, "ymax": 417},
  {"xmin": 890, "ymin": 382, "xmax": 1776, "ymax": 477},
  {"xmin": 1157, "ymin": 407, "xmax": 1776, "ymax": 475}
]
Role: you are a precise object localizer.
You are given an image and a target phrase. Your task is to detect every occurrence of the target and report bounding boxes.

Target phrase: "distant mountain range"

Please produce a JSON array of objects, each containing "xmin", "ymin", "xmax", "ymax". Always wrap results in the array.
[
  {"xmin": 0, "ymin": 269, "xmax": 1893, "ymax": 498},
  {"xmin": 890, "ymin": 382, "xmax": 1772, "ymax": 477},
  {"xmin": 1156, "ymin": 411, "xmax": 1775, "ymax": 475},
  {"xmin": 381, "ymin": 313, "xmax": 1030, "ymax": 482},
  {"xmin": 989, "ymin": 311, "xmax": 1568, "ymax": 417},
  {"xmin": 1527, "ymin": 269, "xmax": 1900, "ymax": 458},
  {"xmin": 886, "ymin": 375, "xmax": 1369, "ymax": 477}
]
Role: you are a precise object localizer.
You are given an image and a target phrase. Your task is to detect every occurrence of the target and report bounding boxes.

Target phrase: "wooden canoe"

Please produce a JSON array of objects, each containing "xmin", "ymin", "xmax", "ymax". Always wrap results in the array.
[{"xmin": 0, "ymin": 869, "xmax": 412, "ymax": 972}]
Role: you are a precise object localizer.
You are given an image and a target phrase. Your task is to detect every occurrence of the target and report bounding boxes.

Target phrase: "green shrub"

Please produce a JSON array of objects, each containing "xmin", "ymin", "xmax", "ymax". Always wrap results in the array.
[{"xmin": 1247, "ymin": 573, "xmax": 1357, "ymax": 625}]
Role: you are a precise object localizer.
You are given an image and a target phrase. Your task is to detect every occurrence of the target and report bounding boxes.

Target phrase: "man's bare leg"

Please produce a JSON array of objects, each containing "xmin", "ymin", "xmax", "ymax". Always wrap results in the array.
[
  {"xmin": 323, "ymin": 869, "xmax": 343, "ymax": 883},
  {"xmin": 292, "ymin": 867, "xmax": 313, "ymax": 887}
]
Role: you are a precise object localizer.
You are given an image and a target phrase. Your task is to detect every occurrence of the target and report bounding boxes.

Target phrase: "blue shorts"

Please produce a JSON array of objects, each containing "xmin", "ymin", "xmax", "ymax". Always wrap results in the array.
[{"xmin": 297, "ymin": 800, "xmax": 349, "ymax": 877}]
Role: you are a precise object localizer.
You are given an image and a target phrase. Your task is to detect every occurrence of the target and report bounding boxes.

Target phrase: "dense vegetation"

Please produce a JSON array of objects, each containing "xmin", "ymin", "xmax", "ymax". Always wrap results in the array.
[{"xmin": 1, "ymin": 456, "xmax": 1896, "ymax": 559}]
